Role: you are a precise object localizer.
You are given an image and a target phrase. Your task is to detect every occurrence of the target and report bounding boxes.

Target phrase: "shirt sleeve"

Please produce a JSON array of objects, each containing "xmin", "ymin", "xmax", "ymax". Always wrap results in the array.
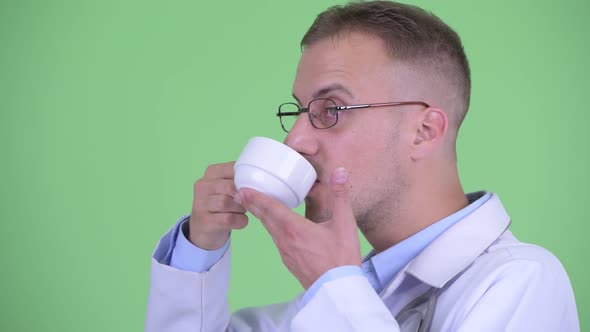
[
  {"xmin": 167, "ymin": 216, "xmax": 230, "ymax": 273},
  {"xmin": 299, "ymin": 265, "xmax": 365, "ymax": 308}
]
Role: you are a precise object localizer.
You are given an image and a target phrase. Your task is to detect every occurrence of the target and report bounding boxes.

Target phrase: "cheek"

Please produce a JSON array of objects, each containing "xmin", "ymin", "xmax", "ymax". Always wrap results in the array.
[
  {"xmin": 320, "ymin": 116, "xmax": 400, "ymax": 185},
  {"xmin": 344, "ymin": 138, "xmax": 389, "ymax": 188},
  {"xmin": 350, "ymin": 131, "xmax": 405, "ymax": 190}
]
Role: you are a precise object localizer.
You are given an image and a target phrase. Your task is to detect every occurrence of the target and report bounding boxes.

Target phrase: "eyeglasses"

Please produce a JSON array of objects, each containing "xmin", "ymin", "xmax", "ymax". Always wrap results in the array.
[{"xmin": 277, "ymin": 98, "xmax": 430, "ymax": 133}]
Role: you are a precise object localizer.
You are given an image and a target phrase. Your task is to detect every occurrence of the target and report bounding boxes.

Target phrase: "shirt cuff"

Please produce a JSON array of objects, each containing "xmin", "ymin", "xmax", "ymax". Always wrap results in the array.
[
  {"xmin": 169, "ymin": 218, "xmax": 230, "ymax": 272},
  {"xmin": 299, "ymin": 265, "xmax": 364, "ymax": 308}
]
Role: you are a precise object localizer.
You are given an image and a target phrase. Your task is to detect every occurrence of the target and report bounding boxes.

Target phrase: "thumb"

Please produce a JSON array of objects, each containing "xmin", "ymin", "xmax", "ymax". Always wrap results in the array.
[{"xmin": 328, "ymin": 167, "xmax": 355, "ymax": 227}]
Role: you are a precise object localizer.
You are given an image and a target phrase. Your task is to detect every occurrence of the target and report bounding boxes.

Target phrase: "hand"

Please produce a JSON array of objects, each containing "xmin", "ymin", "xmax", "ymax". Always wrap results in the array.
[
  {"xmin": 189, "ymin": 161, "xmax": 248, "ymax": 250},
  {"xmin": 236, "ymin": 167, "xmax": 361, "ymax": 289}
]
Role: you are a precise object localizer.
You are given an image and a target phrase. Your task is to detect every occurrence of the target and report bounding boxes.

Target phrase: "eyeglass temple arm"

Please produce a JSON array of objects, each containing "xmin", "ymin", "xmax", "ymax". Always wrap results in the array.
[
  {"xmin": 276, "ymin": 109, "xmax": 309, "ymax": 116},
  {"xmin": 337, "ymin": 102, "xmax": 429, "ymax": 111},
  {"xmin": 337, "ymin": 104, "xmax": 370, "ymax": 110}
]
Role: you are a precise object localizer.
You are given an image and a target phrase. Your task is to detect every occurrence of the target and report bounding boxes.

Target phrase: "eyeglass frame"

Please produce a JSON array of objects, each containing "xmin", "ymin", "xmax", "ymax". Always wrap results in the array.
[{"xmin": 276, "ymin": 97, "xmax": 430, "ymax": 133}]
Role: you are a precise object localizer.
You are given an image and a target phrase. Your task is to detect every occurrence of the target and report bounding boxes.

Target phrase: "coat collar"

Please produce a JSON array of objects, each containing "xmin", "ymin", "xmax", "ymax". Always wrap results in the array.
[{"xmin": 403, "ymin": 192, "xmax": 511, "ymax": 288}]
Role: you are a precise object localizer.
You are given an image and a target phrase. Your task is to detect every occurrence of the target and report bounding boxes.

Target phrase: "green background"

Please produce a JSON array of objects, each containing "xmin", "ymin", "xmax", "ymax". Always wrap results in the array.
[{"xmin": 1, "ymin": 0, "xmax": 588, "ymax": 330}]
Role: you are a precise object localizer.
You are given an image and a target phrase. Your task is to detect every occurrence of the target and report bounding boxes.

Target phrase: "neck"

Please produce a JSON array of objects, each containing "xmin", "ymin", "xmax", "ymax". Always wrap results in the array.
[{"xmin": 362, "ymin": 162, "xmax": 468, "ymax": 253}]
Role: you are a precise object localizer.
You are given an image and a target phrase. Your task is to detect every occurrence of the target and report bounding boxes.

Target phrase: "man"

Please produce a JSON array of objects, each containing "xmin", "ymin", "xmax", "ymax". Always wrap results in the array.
[{"xmin": 146, "ymin": 1, "xmax": 579, "ymax": 331}]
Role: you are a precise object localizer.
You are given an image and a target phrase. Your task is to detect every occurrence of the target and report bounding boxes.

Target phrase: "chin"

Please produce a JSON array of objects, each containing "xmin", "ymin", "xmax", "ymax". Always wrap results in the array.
[{"xmin": 304, "ymin": 201, "xmax": 332, "ymax": 223}]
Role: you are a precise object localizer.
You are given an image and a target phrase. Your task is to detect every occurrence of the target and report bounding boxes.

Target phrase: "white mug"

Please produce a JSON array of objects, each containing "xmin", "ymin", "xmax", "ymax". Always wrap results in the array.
[{"xmin": 234, "ymin": 137, "xmax": 317, "ymax": 208}]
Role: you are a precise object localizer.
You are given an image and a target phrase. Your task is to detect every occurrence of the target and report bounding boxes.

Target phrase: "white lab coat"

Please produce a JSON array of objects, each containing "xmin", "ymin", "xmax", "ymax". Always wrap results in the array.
[{"xmin": 145, "ymin": 193, "xmax": 579, "ymax": 331}]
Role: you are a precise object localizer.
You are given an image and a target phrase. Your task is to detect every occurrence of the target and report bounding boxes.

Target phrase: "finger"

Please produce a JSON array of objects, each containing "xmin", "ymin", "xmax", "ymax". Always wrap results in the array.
[
  {"xmin": 210, "ymin": 212, "xmax": 249, "ymax": 230},
  {"xmin": 210, "ymin": 179, "xmax": 238, "ymax": 197},
  {"xmin": 206, "ymin": 194, "xmax": 247, "ymax": 213},
  {"xmin": 193, "ymin": 179, "xmax": 237, "ymax": 203},
  {"xmin": 328, "ymin": 167, "xmax": 355, "ymax": 228},
  {"xmin": 203, "ymin": 161, "xmax": 235, "ymax": 180},
  {"xmin": 236, "ymin": 188, "xmax": 299, "ymax": 237}
]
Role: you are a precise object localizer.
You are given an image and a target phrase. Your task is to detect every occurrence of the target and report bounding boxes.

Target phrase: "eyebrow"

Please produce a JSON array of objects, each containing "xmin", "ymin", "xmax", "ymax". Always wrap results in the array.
[{"xmin": 292, "ymin": 83, "xmax": 355, "ymax": 105}]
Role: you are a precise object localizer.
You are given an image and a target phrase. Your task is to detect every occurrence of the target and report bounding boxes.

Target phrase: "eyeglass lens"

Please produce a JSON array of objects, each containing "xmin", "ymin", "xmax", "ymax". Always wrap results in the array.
[
  {"xmin": 279, "ymin": 98, "xmax": 339, "ymax": 132},
  {"xmin": 309, "ymin": 98, "xmax": 338, "ymax": 129}
]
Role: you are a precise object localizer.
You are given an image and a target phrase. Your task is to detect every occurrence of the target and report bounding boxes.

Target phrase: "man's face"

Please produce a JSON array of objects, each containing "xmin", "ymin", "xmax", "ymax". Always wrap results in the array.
[{"xmin": 285, "ymin": 32, "xmax": 415, "ymax": 231}]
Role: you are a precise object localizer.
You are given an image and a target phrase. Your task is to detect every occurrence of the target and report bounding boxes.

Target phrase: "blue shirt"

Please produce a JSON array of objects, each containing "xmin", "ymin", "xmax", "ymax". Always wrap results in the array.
[{"xmin": 167, "ymin": 192, "xmax": 492, "ymax": 307}]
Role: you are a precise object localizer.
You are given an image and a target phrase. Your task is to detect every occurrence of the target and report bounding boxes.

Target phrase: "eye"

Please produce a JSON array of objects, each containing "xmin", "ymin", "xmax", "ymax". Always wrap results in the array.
[
  {"xmin": 327, "ymin": 107, "xmax": 338, "ymax": 116},
  {"xmin": 322, "ymin": 106, "xmax": 338, "ymax": 119},
  {"xmin": 308, "ymin": 98, "xmax": 340, "ymax": 128}
]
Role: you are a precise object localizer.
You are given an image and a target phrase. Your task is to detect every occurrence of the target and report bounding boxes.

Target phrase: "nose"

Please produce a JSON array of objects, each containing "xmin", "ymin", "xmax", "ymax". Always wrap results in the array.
[{"xmin": 284, "ymin": 113, "xmax": 319, "ymax": 157}]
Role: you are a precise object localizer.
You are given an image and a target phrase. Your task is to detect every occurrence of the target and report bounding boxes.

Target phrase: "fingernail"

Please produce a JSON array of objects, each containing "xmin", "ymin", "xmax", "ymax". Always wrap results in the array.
[
  {"xmin": 333, "ymin": 167, "xmax": 348, "ymax": 184},
  {"xmin": 234, "ymin": 190, "xmax": 243, "ymax": 204}
]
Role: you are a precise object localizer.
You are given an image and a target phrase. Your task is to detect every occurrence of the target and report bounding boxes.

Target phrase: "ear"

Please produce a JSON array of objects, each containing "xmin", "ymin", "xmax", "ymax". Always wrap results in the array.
[{"xmin": 410, "ymin": 107, "xmax": 448, "ymax": 160}]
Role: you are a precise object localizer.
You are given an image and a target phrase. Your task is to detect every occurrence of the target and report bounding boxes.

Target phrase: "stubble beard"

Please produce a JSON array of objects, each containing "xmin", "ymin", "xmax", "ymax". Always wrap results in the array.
[
  {"xmin": 303, "ymin": 122, "xmax": 407, "ymax": 229},
  {"xmin": 354, "ymin": 121, "xmax": 408, "ymax": 236},
  {"xmin": 304, "ymin": 191, "xmax": 333, "ymax": 223},
  {"xmin": 355, "ymin": 179, "xmax": 405, "ymax": 237},
  {"xmin": 303, "ymin": 173, "xmax": 406, "ymax": 233}
]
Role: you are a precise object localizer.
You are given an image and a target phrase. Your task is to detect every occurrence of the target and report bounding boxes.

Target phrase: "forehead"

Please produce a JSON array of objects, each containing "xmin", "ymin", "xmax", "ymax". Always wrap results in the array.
[{"xmin": 293, "ymin": 32, "xmax": 395, "ymax": 102}]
